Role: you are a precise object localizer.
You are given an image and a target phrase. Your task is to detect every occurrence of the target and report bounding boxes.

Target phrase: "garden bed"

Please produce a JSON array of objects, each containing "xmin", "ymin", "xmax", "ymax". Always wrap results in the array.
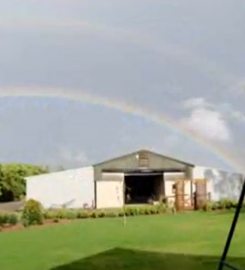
[
  {"xmin": 0, "ymin": 219, "xmax": 72, "ymax": 232},
  {"xmin": 0, "ymin": 198, "xmax": 243, "ymax": 233}
]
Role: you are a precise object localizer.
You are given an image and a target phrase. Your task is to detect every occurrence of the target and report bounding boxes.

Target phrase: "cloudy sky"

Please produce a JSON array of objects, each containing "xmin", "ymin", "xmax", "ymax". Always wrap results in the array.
[{"xmin": 0, "ymin": 0, "xmax": 245, "ymax": 173}]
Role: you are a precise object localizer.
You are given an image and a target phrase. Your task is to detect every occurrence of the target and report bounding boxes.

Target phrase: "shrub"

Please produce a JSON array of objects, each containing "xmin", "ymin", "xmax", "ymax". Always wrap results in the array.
[
  {"xmin": 157, "ymin": 203, "xmax": 167, "ymax": 214},
  {"xmin": 62, "ymin": 210, "xmax": 77, "ymax": 220},
  {"xmin": 211, "ymin": 201, "xmax": 219, "ymax": 210},
  {"xmin": 118, "ymin": 210, "xmax": 125, "ymax": 217},
  {"xmin": 0, "ymin": 212, "xmax": 19, "ymax": 226},
  {"xmin": 203, "ymin": 199, "xmax": 239, "ymax": 211},
  {"xmin": 0, "ymin": 212, "xmax": 9, "ymax": 226},
  {"xmin": 90, "ymin": 211, "xmax": 98, "ymax": 218},
  {"xmin": 166, "ymin": 200, "xmax": 176, "ymax": 213},
  {"xmin": 124, "ymin": 207, "xmax": 131, "ymax": 216},
  {"xmin": 230, "ymin": 200, "xmax": 238, "ymax": 209},
  {"xmin": 149, "ymin": 206, "xmax": 158, "ymax": 215},
  {"xmin": 76, "ymin": 210, "xmax": 89, "ymax": 219},
  {"xmin": 44, "ymin": 210, "xmax": 59, "ymax": 220},
  {"xmin": 138, "ymin": 207, "xmax": 146, "ymax": 215},
  {"xmin": 21, "ymin": 199, "xmax": 43, "ymax": 227},
  {"xmin": 218, "ymin": 199, "xmax": 228, "ymax": 209},
  {"xmin": 211, "ymin": 199, "xmax": 237, "ymax": 210},
  {"xmin": 143, "ymin": 206, "xmax": 151, "ymax": 215},
  {"xmin": 125, "ymin": 207, "xmax": 139, "ymax": 216},
  {"xmin": 0, "ymin": 213, "xmax": 8, "ymax": 226},
  {"xmin": 7, "ymin": 213, "xmax": 19, "ymax": 225},
  {"xmin": 49, "ymin": 209, "xmax": 79, "ymax": 219},
  {"xmin": 133, "ymin": 207, "xmax": 140, "ymax": 216},
  {"xmin": 217, "ymin": 199, "xmax": 237, "ymax": 210},
  {"xmin": 224, "ymin": 199, "xmax": 237, "ymax": 209},
  {"xmin": 105, "ymin": 211, "xmax": 119, "ymax": 218},
  {"xmin": 55, "ymin": 209, "xmax": 67, "ymax": 219},
  {"xmin": 97, "ymin": 211, "xmax": 106, "ymax": 218},
  {"xmin": 242, "ymin": 201, "xmax": 245, "ymax": 208},
  {"xmin": 51, "ymin": 209, "xmax": 68, "ymax": 219},
  {"xmin": 202, "ymin": 201, "xmax": 213, "ymax": 212}
]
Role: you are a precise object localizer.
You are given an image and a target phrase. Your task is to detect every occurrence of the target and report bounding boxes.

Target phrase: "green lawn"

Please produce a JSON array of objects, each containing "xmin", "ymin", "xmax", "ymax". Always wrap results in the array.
[{"xmin": 1, "ymin": 211, "xmax": 245, "ymax": 270}]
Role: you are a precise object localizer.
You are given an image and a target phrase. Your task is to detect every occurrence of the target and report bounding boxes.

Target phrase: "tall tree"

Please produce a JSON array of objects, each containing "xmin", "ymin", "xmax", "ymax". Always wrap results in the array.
[{"xmin": 0, "ymin": 163, "xmax": 49, "ymax": 202}]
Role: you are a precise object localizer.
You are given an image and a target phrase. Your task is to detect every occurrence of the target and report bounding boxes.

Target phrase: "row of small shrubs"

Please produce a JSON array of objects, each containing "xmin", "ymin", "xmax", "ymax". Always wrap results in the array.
[
  {"xmin": 0, "ymin": 212, "xmax": 19, "ymax": 226},
  {"xmin": 43, "ymin": 203, "xmax": 169, "ymax": 220},
  {"xmin": 2, "ymin": 199, "xmax": 170, "ymax": 228},
  {"xmin": 0, "ymin": 199, "xmax": 44, "ymax": 229},
  {"xmin": 2, "ymin": 198, "xmax": 244, "ymax": 230},
  {"xmin": 1, "ymin": 199, "xmax": 171, "ymax": 229},
  {"xmin": 203, "ymin": 199, "xmax": 241, "ymax": 211}
]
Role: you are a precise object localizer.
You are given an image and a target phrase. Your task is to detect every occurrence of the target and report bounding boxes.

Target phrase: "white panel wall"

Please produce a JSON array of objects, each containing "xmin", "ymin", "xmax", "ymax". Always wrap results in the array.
[
  {"xmin": 193, "ymin": 166, "xmax": 244, "ymax": 201},
  {"xmin": 164, "ymin": 172, "xmax": 185, "ymax": 203},
  {"xmin": 26, "ymin": 166, "xmax": 95, "ymax": 209},
  {"xmin": 96, "ymin": 173, "xmax": 124, "ymax": 209},
  {"xmin": 192, "ymin": 166, "xmax": 211, "ymax": 196}
]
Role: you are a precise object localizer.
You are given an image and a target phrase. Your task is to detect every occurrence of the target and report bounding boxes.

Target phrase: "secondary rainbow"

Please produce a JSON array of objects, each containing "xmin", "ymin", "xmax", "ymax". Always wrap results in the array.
[{"xmin": 0, "ymin": 86, "xmax": 243, "ymax": 173}]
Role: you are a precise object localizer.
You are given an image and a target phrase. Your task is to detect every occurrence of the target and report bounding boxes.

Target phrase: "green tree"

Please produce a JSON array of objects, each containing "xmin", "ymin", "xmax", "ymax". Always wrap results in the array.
[{"xmin": 0, "ymin": 163, "xmax": 49, "ymax": 202}]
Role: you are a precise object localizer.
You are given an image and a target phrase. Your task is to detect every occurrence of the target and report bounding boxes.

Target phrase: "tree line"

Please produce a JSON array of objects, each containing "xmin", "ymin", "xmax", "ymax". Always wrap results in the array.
[{"xmin": 0, "ymin": 163, "xmax": 49, "ymax": 202}]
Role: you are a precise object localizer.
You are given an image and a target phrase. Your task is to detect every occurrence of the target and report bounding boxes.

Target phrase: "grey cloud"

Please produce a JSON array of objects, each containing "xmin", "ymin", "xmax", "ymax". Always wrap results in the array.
[{"xmin": 0, "ymin": 0, "xmax": 244, "ymax": 173}]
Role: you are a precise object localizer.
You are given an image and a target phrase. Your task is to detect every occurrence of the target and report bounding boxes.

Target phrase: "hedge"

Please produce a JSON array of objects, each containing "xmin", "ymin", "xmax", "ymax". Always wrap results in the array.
[
  {"xmin": 203, "ymin": 199, "xmax": 241, "ymax": 211},
  {"xmin": 41, "ymin": 199, "xmax": 245, "ymax": 220},
  {"xmin": 43, "ymin": 203, "xmax": 169, "ymax": 220},
  {"xmin": 0, "ymin": 212, "xmax": 19, "ymax": 226},
  {"xmin": 0, "ymin": 198, "xmax": 244, "ymax": 230}
]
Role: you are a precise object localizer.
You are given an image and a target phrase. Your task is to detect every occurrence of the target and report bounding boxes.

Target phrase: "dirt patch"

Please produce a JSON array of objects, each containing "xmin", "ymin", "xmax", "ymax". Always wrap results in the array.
[{"xmin": 0, "ymin": 219, "xmax": 73, "ymax": 233}]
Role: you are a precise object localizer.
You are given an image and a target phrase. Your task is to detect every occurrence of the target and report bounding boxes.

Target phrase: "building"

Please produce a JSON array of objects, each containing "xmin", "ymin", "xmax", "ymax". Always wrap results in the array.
[{"xmin": 26, "ymin": 149, "xmax": 244, "ymax": 209}]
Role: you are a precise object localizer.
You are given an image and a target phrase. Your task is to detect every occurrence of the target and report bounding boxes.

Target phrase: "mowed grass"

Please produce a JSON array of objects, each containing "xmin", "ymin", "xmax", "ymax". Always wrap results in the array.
[{"xmin": 1, "ymin": 212, "xmax": 245, "ymax": 270}]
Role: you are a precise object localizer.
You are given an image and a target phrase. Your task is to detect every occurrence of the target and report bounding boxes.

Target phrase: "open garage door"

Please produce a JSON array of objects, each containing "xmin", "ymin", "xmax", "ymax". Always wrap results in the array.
[
  {"xmin": 124, "ymin": 172, "xmax": 164, "ymax": 204},
  {"xmin": 96, "ymin": 172, "xmax": 124, "ymax": 209}
]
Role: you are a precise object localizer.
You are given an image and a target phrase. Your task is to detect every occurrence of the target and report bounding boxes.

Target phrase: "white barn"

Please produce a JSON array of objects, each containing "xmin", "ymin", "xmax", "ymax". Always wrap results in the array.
[{"xmin": 26, "ymin": 149, "xmax": 244, "ymax": 209}]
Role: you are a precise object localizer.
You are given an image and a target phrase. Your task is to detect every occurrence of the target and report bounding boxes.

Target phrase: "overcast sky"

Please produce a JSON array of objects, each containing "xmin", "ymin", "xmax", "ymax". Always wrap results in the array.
[{"xmin": 0, "ymin": 0, "xmax": 245, "ymax": 173}]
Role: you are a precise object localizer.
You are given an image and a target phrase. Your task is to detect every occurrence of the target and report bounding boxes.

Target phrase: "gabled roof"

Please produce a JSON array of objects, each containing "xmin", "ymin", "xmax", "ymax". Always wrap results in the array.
[{"xmin": 94, "ymin": 149, "xmax": 195, "ymax": 167}]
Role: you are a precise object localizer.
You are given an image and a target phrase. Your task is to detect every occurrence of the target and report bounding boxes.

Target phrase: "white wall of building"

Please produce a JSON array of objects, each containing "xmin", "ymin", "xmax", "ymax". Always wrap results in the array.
[
  {"xmin": 193, "ymin": 166, "xmax": 244, "ymax": 201},
  {"xmin": 96, "ymin": 181, "xmax": 124, "ymax": 209},
  {"xmin": 96, "ymin": 173, "xmax": 124, "ymax": 209},
  {"xmin": 26, "ymin": 166, "xmax": 95, "ymax": 209},
  {"xmin": 164, "ymin": 172, "xmax": 189, "ymax": 204}
]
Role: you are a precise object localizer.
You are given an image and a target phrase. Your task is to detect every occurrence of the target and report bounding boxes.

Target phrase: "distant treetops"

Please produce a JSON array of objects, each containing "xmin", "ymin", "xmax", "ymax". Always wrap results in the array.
[{"xmin": 0, "ymin": 163, "xmax": 49, "ymax": 202}]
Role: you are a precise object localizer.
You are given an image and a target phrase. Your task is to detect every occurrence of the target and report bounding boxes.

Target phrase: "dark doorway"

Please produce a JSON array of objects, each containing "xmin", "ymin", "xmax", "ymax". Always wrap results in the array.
[{"xmin": 124, "ymin": 172, "xmax": 163, "ymax": 204}]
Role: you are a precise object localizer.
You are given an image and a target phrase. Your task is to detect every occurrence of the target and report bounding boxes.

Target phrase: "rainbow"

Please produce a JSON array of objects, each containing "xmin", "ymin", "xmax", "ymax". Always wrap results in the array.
[{"xmin": 0, "ymin": 86, "xmax": 244, "ymax": 173}]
